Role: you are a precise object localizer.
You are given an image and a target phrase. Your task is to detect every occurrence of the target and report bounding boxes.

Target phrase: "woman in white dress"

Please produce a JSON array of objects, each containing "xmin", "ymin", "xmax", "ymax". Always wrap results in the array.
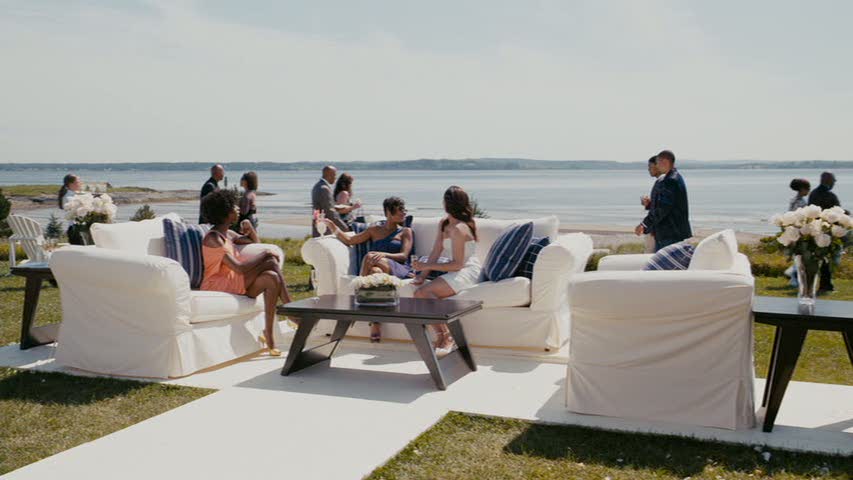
[
  {"xmin": 412, "ymin": 186, "xmax": 480, "ymax": 354},
  {"xmin": 58, "ymin": 174, "xmax": 82, "ymax": 210}
]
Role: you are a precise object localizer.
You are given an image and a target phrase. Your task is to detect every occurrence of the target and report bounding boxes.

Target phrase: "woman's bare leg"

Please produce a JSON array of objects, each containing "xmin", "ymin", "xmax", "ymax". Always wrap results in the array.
[
  {"xmin": 414, "ymin": 278, "xmax": 457, "ymax": 349},
  {"xmin": 245, "ymin": 271, "xmax": 281, "ymax": 350}
]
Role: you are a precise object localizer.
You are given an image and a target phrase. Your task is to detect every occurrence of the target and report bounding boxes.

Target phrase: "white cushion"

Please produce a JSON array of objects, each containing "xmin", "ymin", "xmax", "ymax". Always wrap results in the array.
[
  {"xmin": 451, "ymin": 277, "xmax": 531, "ymax": 308},
  {"xmin": 189, "ymin": 290, "xmax": 264, "ymax": 324},
  {"xmin": 689, "ymin": 229, "xmax": 738, "ymax": 271},
  {"xmin": 91, "ymin": 213, "xmax": 182, "ymax": 257}
]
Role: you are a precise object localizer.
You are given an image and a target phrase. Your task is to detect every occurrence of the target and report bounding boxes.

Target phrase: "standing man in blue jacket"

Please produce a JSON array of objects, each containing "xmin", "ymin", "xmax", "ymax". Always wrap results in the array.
[{"xmin": 634, "ymin": 150, "xmax": 692, "ymax": 251}]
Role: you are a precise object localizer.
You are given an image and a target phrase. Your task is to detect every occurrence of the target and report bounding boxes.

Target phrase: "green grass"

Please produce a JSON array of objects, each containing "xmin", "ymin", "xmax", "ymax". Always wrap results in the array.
[
  {"xmin": 0, "ymin": 367, "xmax": 212, "ymax": 475},
  {"xmin": 368, "ymin": 412, "xmax": 853, "ymax": 480}
]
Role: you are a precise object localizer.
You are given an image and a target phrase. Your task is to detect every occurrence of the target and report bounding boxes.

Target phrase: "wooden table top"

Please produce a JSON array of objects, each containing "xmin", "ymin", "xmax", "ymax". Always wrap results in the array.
[
  {"xmin": 753, "ymin": 295, "xmax": 853, "ymax": 331},
  {"xmin": 277, "ymin": 295, "xmax": 482, "ymax": 322}
]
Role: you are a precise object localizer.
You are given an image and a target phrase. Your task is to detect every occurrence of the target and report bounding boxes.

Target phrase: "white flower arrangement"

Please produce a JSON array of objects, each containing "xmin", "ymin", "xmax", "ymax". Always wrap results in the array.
[
  {"xmin": 351, "ymin": 272, "xmax": 403, "ymax": 290},
  {"xmin": 769, "ymin": 205, "xmax": 850, "ymax": 264},
  {"xmin": 64, "ymin": 192, "xmax": 117, "ymax": 225}
]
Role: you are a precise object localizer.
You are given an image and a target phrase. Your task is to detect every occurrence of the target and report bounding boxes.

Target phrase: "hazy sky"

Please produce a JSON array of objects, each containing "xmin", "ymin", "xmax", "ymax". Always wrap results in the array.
[{"xmin": 2, "ymin": 0, "xmax": 852, "ymax": 163}]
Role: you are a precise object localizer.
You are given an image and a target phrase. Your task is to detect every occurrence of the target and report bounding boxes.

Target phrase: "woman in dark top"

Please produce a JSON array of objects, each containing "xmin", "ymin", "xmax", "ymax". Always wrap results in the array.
[
  {"xmin": 323, "ymin": 196, "xmax": 413, "ymax": 342},
  {"xmin": 238, "ymin": 171, "xmax": 259, "ymax": 229}
]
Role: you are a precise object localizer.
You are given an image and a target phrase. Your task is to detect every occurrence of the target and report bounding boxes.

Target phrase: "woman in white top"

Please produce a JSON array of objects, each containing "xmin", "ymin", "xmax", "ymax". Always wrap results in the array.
[
  {"xmin": 58, "ymin": 174, "xmax": 82, "ymax": 210},
  {"xmin": 412, "ymin": 186, "xmax": 481, "ymax": 354}
]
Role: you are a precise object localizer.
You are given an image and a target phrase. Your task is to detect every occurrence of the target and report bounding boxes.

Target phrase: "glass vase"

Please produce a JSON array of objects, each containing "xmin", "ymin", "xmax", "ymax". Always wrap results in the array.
[
  {"xmin": 794, "ymin": 255, "xmax": 821, "ymax": 306},
  {"xmin": 69, "ymin": 224, "xmax": 93, "ymax": 246}
]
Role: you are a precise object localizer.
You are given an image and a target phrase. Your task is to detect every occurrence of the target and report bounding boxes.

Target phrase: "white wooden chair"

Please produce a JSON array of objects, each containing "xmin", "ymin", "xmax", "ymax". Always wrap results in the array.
[{"xmin": 8, "ymin": 214, "xmax": 48, "ymax": 267}]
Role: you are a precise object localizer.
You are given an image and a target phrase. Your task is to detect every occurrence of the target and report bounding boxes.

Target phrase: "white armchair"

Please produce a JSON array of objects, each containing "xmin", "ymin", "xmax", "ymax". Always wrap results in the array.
[
  {"xmin": 50, "ymin": 215, "xmax": 287, "ymax": 378},
  {"xmin": 566, "ymin": 233, "xmax": 756, "ymax": 430},
  {"xmin": 302, "ymin": 216, "xmax": 594, "ymax": 350}
]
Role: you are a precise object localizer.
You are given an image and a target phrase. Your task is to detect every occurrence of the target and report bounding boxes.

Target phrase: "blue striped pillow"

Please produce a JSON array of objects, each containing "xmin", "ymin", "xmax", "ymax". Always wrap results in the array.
[
  {"xmin": 482, "ymin": 222, "xmax": 534, "ymax": 282},
  {"xmin": 514, "ymin": 236, "xmax": 551, "ymax": 279},
  {"xmin": 643, "ymin": 242, "xmax": 695, "ymax": 271},
  {"xmin": 163, "ymin": 218, "xmax": 210, "ymax": 289}
]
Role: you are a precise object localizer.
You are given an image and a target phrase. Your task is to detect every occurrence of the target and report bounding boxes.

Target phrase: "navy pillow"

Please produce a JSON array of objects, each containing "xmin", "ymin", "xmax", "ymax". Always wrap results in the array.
[
  {"xmin": 514, "ymin": 236, "xmax": 551, "ymax": 279},
  {"xmin": 482, "ymin": 222, "xmax": 534, "ymax": 282},
  {"xmin": 643, "ymin": 242, "xmax": 695, "ymax": 271},
  {"xmin": 163, "ymin": 218, "xmax": 210, "ymax": 289}
]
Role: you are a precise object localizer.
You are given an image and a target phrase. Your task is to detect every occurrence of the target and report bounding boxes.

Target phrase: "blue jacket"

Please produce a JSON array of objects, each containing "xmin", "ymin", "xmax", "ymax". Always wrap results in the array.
[{"xmin": 642, "ymin": 168, "xmax": 692, "ymax": 244}]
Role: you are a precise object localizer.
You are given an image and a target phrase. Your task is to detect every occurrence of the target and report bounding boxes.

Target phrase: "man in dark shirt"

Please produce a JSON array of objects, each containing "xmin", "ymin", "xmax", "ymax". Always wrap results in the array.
[
  {"xmin": 634, "ymin": 150, "xmax": 692, "ymax": 251},
  {"xmin": 808, "ymin": 172, "xmax": 841, "ymax": 292},
  {"xmin": 199, "ymin": 164, "xmax": 225, "ymax": 224}
]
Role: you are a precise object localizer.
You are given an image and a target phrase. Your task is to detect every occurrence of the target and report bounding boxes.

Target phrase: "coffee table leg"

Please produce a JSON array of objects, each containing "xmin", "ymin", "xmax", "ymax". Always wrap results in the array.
[
  {"xmin": 20, "ymin": 275, "xmax": 43, "ymax": 350},
  {"xmin": 281, "ymin": 316, "xmax": 319, "ymax": 376},
  {"xmin": 405, "ymin": 323, "xmax": 446, "ymax": 390},
  {"xmin": 761, "ymin": 326, "xmax": 782, "ymax": 407},
  {"xmin": 762, "ymin": 326, "xmax": 807, "ymax": 432},
  {"xmin": 447, "ymin": 320, "xmax": 476, "ymax": 372},
  {"xmin": 843, "ymin": 330, "xmax": 853, "ymax": 367}
]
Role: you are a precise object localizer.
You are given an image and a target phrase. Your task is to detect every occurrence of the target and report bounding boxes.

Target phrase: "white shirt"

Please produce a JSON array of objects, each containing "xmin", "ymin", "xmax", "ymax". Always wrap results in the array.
[{"xmin": 61, "ymin": 190, "xmax": 77, "ymax": 209}]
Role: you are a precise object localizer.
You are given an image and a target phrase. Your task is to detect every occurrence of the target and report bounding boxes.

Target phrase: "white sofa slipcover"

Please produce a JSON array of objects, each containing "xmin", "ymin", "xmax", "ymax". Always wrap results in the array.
[
  {"xmin": 50, "ymin": 215, "xmax": 287, "ymax": 378},
  {"xmin": 565, "ymin": 238, "xmax": 756, "ymax": 430},
  {"xmin": 301, "ymin": 216, "xmax": 594, "ymax": 350}
]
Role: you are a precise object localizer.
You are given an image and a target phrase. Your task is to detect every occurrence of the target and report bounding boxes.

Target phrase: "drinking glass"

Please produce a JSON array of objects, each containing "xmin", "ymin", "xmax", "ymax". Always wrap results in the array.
[{"xmin": 316, "ymin": 220, "xmax": 327, "ymax": 236}]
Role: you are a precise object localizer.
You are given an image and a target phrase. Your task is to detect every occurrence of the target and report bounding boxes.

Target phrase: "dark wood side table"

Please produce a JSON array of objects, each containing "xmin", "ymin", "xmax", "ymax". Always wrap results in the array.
[
  {"xmin": 277, "ymin": 295, "xmax": 483, "ymax": 390},
  {"xmin": 10, "ymin": 263, "xmax": 60, "ymax": 350},
  {"xmin": 752, "ymin": 296, "xmax": 853, "ymax": 432}
]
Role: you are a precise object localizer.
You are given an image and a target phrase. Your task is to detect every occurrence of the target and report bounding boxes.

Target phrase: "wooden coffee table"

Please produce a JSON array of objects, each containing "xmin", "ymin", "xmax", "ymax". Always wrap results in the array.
[
  {"xmin": 10, "ymin": 262, "xmax": 60, "ymax": 350},
  {"xmin": 753, "ymin": 296, "xmax": 853, "ymax": 432},
  {"xmin": 276, "ymin": 295, "xmax": 483, "ymax": 390}
]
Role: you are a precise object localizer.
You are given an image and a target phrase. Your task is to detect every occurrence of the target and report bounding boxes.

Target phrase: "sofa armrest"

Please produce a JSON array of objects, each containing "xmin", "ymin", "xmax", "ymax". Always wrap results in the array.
[
  {"xmin": 530, "ymin": 233, "xmax": 593, "ymax": 312},
  {"xmin": 49, "ymin": 247, "xmax": 193, "ymax": 336},
  {"xmin": 597, "ymin": 254, "xmax": 654, "ymax": 271},
  {"xmin": 300, "ymin": 237, "xmax": 352, "ymax": 295},
  {"xmin": 236, "ymin": 243, "xmax": 285, "ymax": 267}
]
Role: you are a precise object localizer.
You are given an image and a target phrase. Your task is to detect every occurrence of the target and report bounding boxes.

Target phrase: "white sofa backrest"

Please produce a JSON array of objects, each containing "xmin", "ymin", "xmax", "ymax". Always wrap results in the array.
[
  {"xmin": 91, "ymin": 213, "xmax": 183, "ymax": 257},
  {"xmin": 411, "ymin": 215, "xmax": 559, "ymax": 262}
]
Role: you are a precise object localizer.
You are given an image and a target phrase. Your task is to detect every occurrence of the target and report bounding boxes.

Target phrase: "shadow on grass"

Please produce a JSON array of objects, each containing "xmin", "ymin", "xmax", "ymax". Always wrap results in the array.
[
  {"xmin": 0, "ymin": 367, "xmax": 149, "ymax": 406},
  {"xmin": 502, "ymin": 421, "xmax": 851, "ymax": 478}
]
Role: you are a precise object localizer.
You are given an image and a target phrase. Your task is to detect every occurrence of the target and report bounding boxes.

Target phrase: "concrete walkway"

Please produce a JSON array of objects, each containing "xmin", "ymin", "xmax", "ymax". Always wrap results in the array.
[{"xmin": 1, "ymin": 341, "xmax": 851, "ymax": 479}]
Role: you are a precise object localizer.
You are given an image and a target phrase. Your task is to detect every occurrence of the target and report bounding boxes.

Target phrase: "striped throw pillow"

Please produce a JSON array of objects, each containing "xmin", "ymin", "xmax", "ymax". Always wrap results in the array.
[
  {"xmin": 482, "ymin": 222, "xmax": 534, "ymax": 282},
  {"xmin": 643, "ymin": 242, "xmax": 695, "ymax": 271},
  {"xmin": 163, "ymin": 218, "xmax": 210, "ymax": 289},
  {"xmin": 514, "ymin": 236, "xmax": 551, "ymax": 279}
]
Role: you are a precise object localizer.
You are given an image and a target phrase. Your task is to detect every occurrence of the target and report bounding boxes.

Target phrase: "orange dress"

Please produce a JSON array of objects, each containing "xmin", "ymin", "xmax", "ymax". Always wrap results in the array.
[{"xmin": 201, "ymin": 232, "xmax": 246, "ymax": 295}]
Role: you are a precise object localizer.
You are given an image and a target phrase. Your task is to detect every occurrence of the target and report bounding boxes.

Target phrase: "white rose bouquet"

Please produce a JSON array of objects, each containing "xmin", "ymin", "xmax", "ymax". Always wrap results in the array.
[
  {"xmin": 351, "ymin": 273, "xmax": 402, "ymax": 306},
  {"xmin": 64, "ymin": 193, "xmax": 117, "ymax": 226},
  {"xmin": 770, "ymin": 205, "xmax": 850, "ymax": 303},
  {"xmin": 351, "ymin": 273, "xmax": 403, "ymax": 290}
]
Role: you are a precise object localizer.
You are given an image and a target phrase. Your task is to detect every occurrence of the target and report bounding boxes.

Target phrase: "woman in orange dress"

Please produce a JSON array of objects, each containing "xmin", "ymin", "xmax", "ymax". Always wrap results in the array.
[{"xmin": 201, "ymin": 189, "xmax": 291, "ymax": 356}]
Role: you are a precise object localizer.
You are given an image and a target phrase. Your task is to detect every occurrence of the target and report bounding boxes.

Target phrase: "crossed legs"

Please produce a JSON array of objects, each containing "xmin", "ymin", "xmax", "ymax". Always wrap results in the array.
[{"xmin": 245, "ymin": 258, "xmax": 292, "ymax": 351}]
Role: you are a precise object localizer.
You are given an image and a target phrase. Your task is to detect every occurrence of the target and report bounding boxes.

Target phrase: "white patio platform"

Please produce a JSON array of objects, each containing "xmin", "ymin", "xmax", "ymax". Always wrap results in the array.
[{"xmin": 1, "ymin": 338, "xmax": 851, "ymax": 480}]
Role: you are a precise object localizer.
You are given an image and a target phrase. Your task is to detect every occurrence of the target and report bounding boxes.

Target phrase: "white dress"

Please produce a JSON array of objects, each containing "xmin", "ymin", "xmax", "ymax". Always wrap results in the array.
[{"xmin": 436, "ymin": 238, "xmax": 481, "ymax": 294}]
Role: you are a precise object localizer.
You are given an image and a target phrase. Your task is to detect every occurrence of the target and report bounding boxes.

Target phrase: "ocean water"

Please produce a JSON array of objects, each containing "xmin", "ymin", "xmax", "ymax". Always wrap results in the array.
[{"xmin": 2, "ymin": 168, "xmax": 850, "ymax": 238}]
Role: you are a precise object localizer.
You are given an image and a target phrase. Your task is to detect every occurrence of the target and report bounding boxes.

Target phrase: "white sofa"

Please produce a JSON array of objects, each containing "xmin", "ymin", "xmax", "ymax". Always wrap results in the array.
[
  {"xmin": 49, "ymin": 214, "xmax": 287, "ymax": 378},
  {"xmin": 565, "ymin": 230, "xmax": 756, "ymax": 430},
  {"xmin": 301, "ymin": 216, "xmax": 594, "ymax": 350}
]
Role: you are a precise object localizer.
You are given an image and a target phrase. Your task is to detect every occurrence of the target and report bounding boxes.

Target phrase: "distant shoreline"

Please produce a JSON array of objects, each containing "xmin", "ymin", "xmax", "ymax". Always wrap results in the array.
[
  {"xmin": 2, "ymin": 158, "xmax": 853, "ymax": 171},
  {"xmin": 4, "ymin": 185, "xmax": 271, "ymax": 212}
]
